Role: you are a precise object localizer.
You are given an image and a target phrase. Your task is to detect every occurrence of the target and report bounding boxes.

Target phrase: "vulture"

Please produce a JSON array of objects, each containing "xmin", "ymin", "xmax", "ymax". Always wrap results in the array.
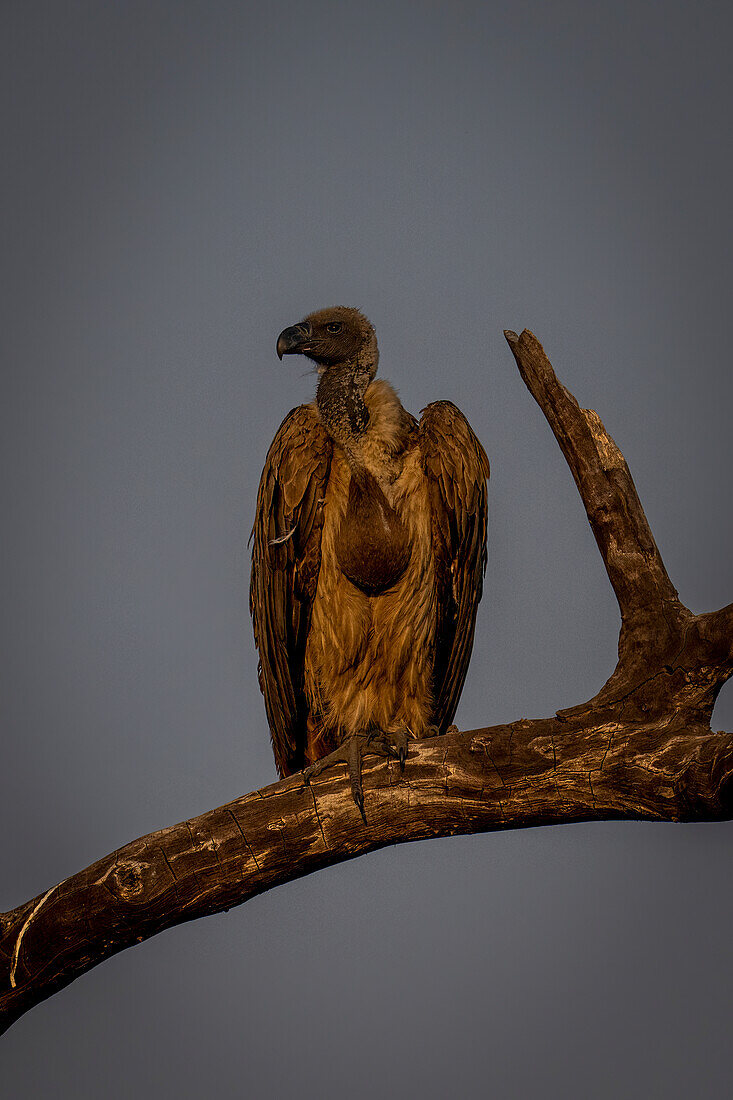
[{"xmin": 250, "ymin": 307, "xmax": 490, "ymax": 817}]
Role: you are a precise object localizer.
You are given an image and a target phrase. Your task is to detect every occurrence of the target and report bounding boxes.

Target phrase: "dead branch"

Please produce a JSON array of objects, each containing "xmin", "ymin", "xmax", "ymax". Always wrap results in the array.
[{"xmin": 1, "ymin": 330, "xmax": 731, "ymax": 1035}]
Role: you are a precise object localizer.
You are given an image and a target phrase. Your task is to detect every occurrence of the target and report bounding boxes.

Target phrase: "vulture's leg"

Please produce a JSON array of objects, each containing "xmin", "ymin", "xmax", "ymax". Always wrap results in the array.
[{"xmin": 303, "ymin": 728, "xmax": 409, "ymax": 823}]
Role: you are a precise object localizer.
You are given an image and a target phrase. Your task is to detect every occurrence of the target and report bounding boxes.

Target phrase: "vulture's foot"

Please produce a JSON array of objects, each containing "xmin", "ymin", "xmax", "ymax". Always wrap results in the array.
[{"xmin": 303, "ymin": 728, "xmax": 409, "ymax": 823}]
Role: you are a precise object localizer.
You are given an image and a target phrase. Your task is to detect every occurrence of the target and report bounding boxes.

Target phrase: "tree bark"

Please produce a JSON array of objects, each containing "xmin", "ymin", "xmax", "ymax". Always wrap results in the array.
[{"xmin": 1, "ymin": 329, "xmax": 731, "ymax": 1035}]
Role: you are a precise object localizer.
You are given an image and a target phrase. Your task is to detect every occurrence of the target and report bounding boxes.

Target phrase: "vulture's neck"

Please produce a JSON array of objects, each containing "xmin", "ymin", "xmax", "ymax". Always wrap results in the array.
[
  {"xmin": 317, "ymin": 365, "xmax": 411, "ymax": 482},
  {"xmin": 316, "ymin": 363, "xmax": 372, "ymax": 464}
]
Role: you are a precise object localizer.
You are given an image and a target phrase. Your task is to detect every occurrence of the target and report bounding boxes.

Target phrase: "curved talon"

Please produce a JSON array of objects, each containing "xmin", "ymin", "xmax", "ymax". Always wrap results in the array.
[
  {"xmin": 384, "ymin": 728, "xmax": 409, "ymax": 773},
  {"xmin": 302, "ymin": 729, "xmax": 411, "ymax": 820}
]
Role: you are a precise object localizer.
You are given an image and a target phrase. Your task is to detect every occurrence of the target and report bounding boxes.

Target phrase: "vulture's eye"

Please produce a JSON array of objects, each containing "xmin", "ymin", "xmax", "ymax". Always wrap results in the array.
[{"xmin": 326, "ymin": 322, "xmax": 343, "ymax": 334}]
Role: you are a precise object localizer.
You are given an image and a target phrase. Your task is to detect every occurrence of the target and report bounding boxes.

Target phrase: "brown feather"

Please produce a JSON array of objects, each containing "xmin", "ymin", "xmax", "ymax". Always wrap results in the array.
[
  {"xmin": 419, "ymin": 400, "xmax": 490, "ymax": 732},
  {"xmin": 334, "ymin": 467, "xmax": 411, "ymax": 594},
  {"xmin": 303, "ymin": 395, "xmax": 437, "ymax": 747},
  {"xmin": 250, "ymin": 405, "xmax": 332, "ymax": 776}
]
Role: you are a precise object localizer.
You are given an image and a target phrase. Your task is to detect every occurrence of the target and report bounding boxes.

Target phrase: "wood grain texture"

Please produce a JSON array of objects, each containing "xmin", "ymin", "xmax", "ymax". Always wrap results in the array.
[{"xmin": 2, "ymin": 329, "xmax": 731, "ymax": 1035}]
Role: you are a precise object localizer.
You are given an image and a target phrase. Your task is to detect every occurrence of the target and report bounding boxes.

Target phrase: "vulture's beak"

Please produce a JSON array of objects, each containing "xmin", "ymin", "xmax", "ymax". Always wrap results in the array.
[{"xmin": 276, "ymin": 321, "xmax": 312, "ymax": 360}]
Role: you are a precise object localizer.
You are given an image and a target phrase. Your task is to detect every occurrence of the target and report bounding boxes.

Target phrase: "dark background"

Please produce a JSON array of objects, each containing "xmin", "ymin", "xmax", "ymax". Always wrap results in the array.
[{"xmin": 2, "ymin": 2, "xmax": 731, "ymax": 1096}]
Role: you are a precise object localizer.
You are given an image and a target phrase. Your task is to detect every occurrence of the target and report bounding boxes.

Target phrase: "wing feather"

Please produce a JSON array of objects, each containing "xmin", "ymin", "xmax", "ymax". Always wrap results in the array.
[
  {"xmin": 419, "ymin": 401, "xmax": 490, "ymax": 731},
  {"xmin": 250, "ymin": 404, "xmax": 332, "ymax": 776}
]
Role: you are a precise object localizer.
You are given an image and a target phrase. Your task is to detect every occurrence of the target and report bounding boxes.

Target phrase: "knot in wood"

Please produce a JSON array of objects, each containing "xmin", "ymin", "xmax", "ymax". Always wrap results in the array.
[
  {"xmin": 529, "ymin": 736, "xmax": 557, "ymax": 761},
  {"xmin": 112, "ymin": 861, "xmax": 145, "ymax": 900}
]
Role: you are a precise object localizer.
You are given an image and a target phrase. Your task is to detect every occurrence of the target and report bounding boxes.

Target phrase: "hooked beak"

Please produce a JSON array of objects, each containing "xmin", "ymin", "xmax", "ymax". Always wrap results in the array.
[{"xmin": 276, "ymin": 321, "xmax": 312, "ymax": 360}]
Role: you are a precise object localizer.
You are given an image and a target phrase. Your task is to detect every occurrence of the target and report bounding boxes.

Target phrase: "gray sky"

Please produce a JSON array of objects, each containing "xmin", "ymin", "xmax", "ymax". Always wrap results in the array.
[{"xmin": 2, "ymin": 1, "xmax": 732, "ymax": 1096}]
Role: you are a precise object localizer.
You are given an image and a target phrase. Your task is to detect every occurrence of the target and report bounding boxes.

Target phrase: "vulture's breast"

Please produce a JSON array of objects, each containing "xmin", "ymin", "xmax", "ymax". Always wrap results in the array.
[{"xmin": 334, "ymin": 470, "xmax": 410, "ymax": 594}]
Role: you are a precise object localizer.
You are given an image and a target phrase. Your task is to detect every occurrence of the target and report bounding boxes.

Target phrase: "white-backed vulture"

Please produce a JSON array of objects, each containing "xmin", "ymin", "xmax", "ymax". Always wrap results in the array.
[{"xmin": 250, "ymin": 307, "xmax": 490, "ymax": 816}]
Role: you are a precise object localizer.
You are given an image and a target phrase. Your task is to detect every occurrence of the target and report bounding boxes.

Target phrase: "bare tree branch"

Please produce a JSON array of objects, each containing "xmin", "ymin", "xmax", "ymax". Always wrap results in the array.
[
  {"xmin": 504, "ymin": 328, "xmax": 680, "ymax": 623},
  {"xmin": 2, "ymin": 330, "xmax": 731, "ymax": 1035},
  {"xmin": 504, "ymin": 329, "xmax": 703, "ymax": 713}
]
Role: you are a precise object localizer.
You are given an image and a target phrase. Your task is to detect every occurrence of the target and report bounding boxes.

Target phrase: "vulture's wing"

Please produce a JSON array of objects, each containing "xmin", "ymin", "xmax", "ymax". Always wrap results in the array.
[
  {"xmin": 250, "ymin": 404, "xmax": 332, "ymax": 776},
  {"xmin": 419, "ymin": 401, "xmax": 490, "ymax": 731}
]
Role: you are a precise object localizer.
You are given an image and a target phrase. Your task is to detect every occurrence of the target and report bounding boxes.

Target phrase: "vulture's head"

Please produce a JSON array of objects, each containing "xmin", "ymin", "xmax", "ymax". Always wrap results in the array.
[{"xmin": 276, "ymin": 307, "xmax": 378, "ymax": 380}]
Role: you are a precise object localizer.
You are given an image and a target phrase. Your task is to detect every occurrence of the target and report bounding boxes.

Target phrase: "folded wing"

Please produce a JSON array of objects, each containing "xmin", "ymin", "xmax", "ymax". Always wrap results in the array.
[
  {"xmin": 419, "ymin": 402, "xmax": 490, "ymax": 732},
  {"xmin": 250, "ymin": 405, "xmax": 332, "ymax": 775}
]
